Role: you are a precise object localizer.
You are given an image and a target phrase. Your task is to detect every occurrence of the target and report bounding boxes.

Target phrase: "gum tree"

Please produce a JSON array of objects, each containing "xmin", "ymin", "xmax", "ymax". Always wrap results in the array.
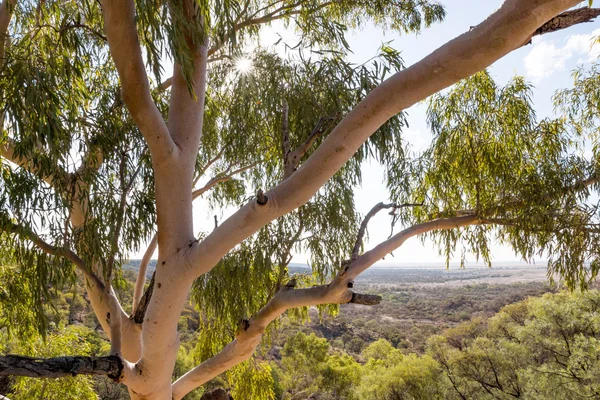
[{"xmin": 0, "ymin": 0, "xmax": 599, "ymax": 399}]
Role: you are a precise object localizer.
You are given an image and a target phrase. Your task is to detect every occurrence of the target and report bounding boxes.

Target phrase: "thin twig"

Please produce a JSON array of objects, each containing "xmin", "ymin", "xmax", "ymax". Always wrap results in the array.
[{"xmin": 351, "ymin": 202, "xmax": 422, "ymax": 261}]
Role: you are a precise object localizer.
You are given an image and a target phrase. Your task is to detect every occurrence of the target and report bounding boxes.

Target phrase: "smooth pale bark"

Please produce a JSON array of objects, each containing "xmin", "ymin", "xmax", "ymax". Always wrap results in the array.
[
  {"xmin": 82, "ymin": 271, "xmax": 143, "ymax": 361},
  {"xmin": 99, "ymin": 2, "xmax": 210, "ymax": 396},
  {"xmin": 100, "ymin": 0, "xmax": 176, "ymax": 165},
  {"xmin": 168, "ymin": 46, "xmax": 208, "ymax": 153},
  {"xmin": 166, "ymin": 2, "xmax": 581, "ymax": 398},
  {"xmin": 131, "ymin": 160, "xmax": 258, "ymax": 320},
  {"xmin": 70, "ymin": 193, "xmax": 143, "ymax": 362},
  {"xmin": 171, "ymin": 214, "xmax": 478, "ymax": 399},
  {"xmin": 70, "ymin": 190, "xmax": 143, "ymax": 362}
]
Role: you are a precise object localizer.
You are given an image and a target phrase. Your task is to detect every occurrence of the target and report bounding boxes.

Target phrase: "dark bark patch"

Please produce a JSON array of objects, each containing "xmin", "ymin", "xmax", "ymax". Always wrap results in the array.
[{"xmin": 256, "ymin": 189, "xmax": 268, "ymax": 205}]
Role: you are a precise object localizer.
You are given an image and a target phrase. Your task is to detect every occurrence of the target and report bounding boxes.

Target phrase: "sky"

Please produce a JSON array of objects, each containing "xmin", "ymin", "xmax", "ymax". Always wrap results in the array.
[{"xmin": 135, "ymin": 1, "xmax": 600, "ymax": 267}]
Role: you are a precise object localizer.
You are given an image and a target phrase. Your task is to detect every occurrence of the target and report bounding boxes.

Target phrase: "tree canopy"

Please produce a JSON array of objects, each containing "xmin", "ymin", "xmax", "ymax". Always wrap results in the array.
[{"xmin": 0, "ymin": 0, "xmax": 599, "ymax": 399}]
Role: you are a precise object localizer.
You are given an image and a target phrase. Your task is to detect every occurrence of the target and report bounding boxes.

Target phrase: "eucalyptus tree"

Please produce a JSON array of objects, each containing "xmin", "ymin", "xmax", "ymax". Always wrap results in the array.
[
  {"xmin": 0, "ymin": 0, "xmax": 598, "ymax": 399},
  {"xmin": 429, "ymin": 290, "xmax": 600, "ymax": 399}
]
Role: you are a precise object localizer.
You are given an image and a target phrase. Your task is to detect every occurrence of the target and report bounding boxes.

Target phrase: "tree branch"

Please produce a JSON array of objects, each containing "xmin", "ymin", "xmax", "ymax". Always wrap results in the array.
[
  {"xmin": 0, "ymin": 212, "xmax": 103, "ymax": 287},
  {"xmin": 32, "ymin": 22, "xmax": 108, "ymax": 42},
  {"xmin": 173, "ymin": 214, "xmax": 480, "ymax": 399},
  {"xmin": 192, "ymin": 162, "xmax": 260, "ymax": 200},
  {"xmin": 0, "ymin": 355, "xmax": 123, "ymax": 380},
  {"xmin": 132, "ymin": 161, "xmax": 260, "ymax": 322},
  {"xmin": 194, "ymin": 143, "xmax": 230, "ymax": 186},
  {"xmin": 167, "ymin": 2, "xmax": 209, "ymax": 152},
  {"xmin": 0, "ymin": 138, "xmax": 68, "ymax": 189},
  {"xmin": 283, "ymin": 116, "xmax": 335, "ymax": 180},
  {"xmin": 58, "ymin": 22, "xmax": 107, "ymax": 41},
  {"xmin": 132, "ymin": 234, "xmax": 157, "ymax": 313},
  {"xmin": 107, "ymin": 293, "xmax": 123, "ymax": 357},
  {"xmin": 274, "ymin": 209, "xmax": 304, "ymax": 293},
  {"xmin": 188, "ymin": 0, "xmax": 582, "ymax": 281},
  {"xmin": 0, "ymin": 0, "xmax": 16, "ymax": 63},
  {"xmin": 533, "ymin": 7, "xmax": 600, "ymax": 37},
  {"xmin": 132, "ymin": 271, "xmax": 154, "ymax": 324},
  {"xmin": 159, "ymin": 5, "xmax": 600, "ymax": 95},
  {"xmin": 105, "ymin": 151, "xmax": 128, "ymax": 282},
  {"xmin": 159, "ymin": 1, "xmax": 336, "ymax": 92},
  {"xmin": 100, "ymin": 0, "xmax": 176, "ymax": 163},
  {"xmin": 0, "ymin": 213, "xmax": 140, "ymax": 361},
  {"xmin": 0, "ymin": 211, "xmax": 479, "ymax": 392},
  {"xmin": 74, "ymin": 141, "xmax": 104, "ymax": 180},
  {"xmin": 351, "ymin": 202, "xmax": 422, "ymax": 261},
  {"xmin": 159, "ymin": 77, "xmax": 172, "ymax": 91},
  {"xmin": 281, "ymin": 99, "xmax": 290, "ymax": 167}
]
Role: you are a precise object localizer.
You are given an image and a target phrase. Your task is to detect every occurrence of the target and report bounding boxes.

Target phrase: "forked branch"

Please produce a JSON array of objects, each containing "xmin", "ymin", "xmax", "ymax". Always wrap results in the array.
[
  {"xmin": 131, "ymin": 160, "xmax": 259, "ymax": 321},
  {"xmin": 192, "ymin": 162, "xmax": 260, "ymax": 199},
  {"xmin": 188, "ymin": 0, "xmax": 583, "ymax": 280},
  {"xmin": 171, "ymin": 213, "xmax": 479, "ymax": 399},
  {"xmin": 167, "ymin": 12, "xmax": 208, "ymax": 150},
  {"xmin": 351, "ymin": 202, "xmax": 422, "ymax": 261},
  {"xmin": 283, "ymin": 115, "xmax": 336, "ymax": 180},
  {"xmin": 100, "ymin": 0, "xmax": 175, "ymax": 162}
]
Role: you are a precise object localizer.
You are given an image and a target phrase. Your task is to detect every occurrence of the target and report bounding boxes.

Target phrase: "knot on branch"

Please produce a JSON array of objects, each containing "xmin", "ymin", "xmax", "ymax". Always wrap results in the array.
[
  {"xmin": 349, "ymin": 293, "xmax": 382, "ymax": 306},
  {"xmin": 285, "ymin": 278, "xmax": 297, "ymax": 288},
  {"xmin": 256, "ymin": 189, "xmax": 268, "ymax": 205},
  {"xmin": 106, "ymin": 355, "xmax": 124, "ymax": 382},
  {"xmin": 237, "ymin": 319, "xmax": 250, "ymax": 334}
]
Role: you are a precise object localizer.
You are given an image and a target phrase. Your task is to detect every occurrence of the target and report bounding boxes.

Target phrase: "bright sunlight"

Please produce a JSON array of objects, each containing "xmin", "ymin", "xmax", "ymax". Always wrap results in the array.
[{"xmin": 234, "ymin": 56, "xmax": 254, "ymax": 74}]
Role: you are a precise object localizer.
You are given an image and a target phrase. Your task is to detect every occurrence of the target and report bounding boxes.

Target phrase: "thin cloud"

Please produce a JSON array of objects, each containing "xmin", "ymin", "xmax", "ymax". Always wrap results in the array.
[{"xmin": 524, "ymin": 28, "xmax": 600, "ymax": 82}]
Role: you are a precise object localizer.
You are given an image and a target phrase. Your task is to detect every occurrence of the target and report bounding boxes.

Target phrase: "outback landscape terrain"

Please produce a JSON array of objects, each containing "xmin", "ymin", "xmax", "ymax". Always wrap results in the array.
[{"xmin": 3, "ymin": 260, "xmax": 599, "ymax": 399}]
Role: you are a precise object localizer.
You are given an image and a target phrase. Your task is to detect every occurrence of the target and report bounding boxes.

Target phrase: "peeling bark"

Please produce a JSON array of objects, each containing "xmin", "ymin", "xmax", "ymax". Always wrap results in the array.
[
  {"xmin": 533, "ymin": 7, "xmax": 600, "ymax": 37},
  {"xmin": 350, "ymin": 293, "xmax": 382, "ymax": 305},
  {"xmin": 133, "ymin": 271, "xmax": 155, "ymax": 324},
  {"xmin": 0, "ymin": 355, "xmax": 123, "ymax": 380}
]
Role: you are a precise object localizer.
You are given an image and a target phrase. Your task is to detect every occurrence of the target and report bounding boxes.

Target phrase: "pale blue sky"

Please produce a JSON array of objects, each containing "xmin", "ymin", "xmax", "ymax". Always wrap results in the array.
[{"xmin": 137, "ymin": 1, "xmax": 600, "ymax": 266}]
